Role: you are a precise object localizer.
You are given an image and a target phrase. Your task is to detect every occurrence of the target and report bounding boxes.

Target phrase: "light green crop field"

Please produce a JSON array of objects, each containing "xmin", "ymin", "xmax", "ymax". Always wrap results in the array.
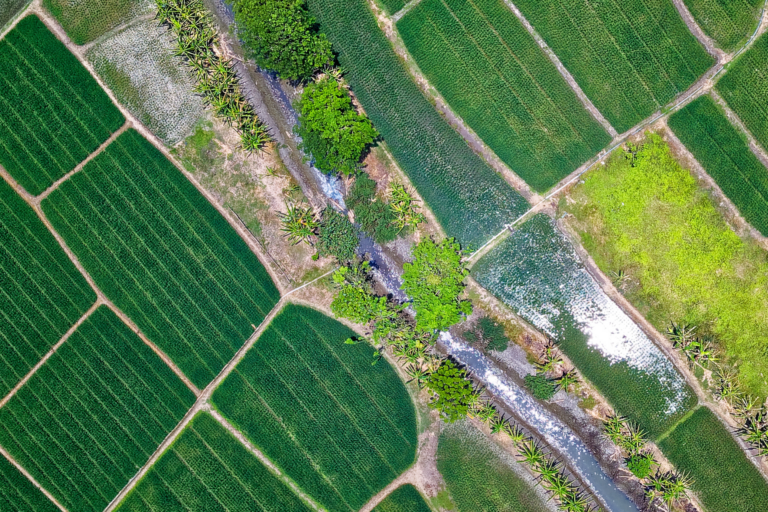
[
  {"xmin": 0, "ymin": 0, "xmax": 29, "ymax": 29},
  {"xmin": 683, "ymin": 0, "xmax": 762, "ymax": 51},
  {"xmin": 43, "ymin": 0, "xmax": 153, "ymax": 45},
  {"xmin": 0, "ymin": 454, "xmax": 58, "ymax": 512},
  {"xmin": 373, "ymin": 484, "xmax": 431, "ymax": 512}
]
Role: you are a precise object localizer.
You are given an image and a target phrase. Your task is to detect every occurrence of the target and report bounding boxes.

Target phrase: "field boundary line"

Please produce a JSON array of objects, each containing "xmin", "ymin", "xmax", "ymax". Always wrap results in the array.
[
  {"xmin": 710, "ymin": 89, "xmax": 768, "ymax": 168},
  {"xmin": 669, "ymin": 0, "xmax": 722, "ymax": 60},
  {"xmin": 0, "ymin": 443, "xmax": 68, "ymax": 511},
  {"xmin": 654, "ymin": 406, "xmax": 700, "ymax": 444},
  {"xmin": 391, "ymin": 0, "xmax": 425, "ymax": 22},
  {"xmin": 285, "ymin": 267, "xmax": 338, "ymax": 296},
  {"xmin": 0, "ymin": 300, "xmax": 101, "ymax": 410}
]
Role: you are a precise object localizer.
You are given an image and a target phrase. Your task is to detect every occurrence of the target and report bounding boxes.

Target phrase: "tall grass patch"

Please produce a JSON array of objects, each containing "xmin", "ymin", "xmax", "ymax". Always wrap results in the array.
[
  {"xmin": 659, "ymin": 407, "xmax": 768, "ymax": 511},
  {"xmin": 0, "ymin": 178, "xmax": 95, "ymax": 397},
  {"xmin": 0, "ymin": 455, "xmax": 58, "ymax": 511},
  {"xmin": 513, "ymin": 0, "xmax": 714, "ymax": 133},
  {"xmin": 116, "ymin": 412, "xmax": 312, "ymax": 511},
  {"xmin": 683, "ymin": 0, "xmax": 762, "ymax": 51},
  {"xmin": 305, "ymin": 0, "xmax": 528, "ymax": 249},
  {"xmin": 212, "ymin": 304, "xmax": 418, "ymax": 511},
  {"xmin": 0, "ymin": 306, "xmax": 196, "ymax": 512},
  {"xmin": 42, "ymin": 129, "xmax": 280, "ymax": 389},
  {"xmin": 566, "ymin": 132, "xmax": 768, "ymax": 397},
  {"xmin": 0, "ymin": 15, "xmax": 124, "ymax": 195},
  {"xmin": 373, "ymin": 485, "xmax": 431, "ymax": 512},
  {"xmin": 43, "ymin": 0, "xmax": 153, "ymax": 45},
  {"xmin": 398, "ymin": 0, "xmax": 610, "ymax": 192}
]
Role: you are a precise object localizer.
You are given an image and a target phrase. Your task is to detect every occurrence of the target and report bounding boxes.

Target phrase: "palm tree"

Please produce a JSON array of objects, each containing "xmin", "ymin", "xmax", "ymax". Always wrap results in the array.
[
  {"xmin": 404, "ymin": 364, "xmax": 428, "ymax": 389},
  {"xmin": 504, "ymin": 422, "xmax": 526, "ymax": 445},
  {"xmin": 518, "ymin": 439, "xmax": 546, "ymax": 469},
  {"xmin": 279, "ymin": 203, "xmax": 318, "ymax": 245},
  {"xmin": 666, "ymin": 322, "xmax": 696, "ymax": 349}
]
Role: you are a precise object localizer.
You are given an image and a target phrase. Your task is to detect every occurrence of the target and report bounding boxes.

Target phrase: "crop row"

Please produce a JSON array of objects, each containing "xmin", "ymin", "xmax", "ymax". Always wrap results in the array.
[
  {"xmin": 683, "ymin": 0, "xmax": 762, "ymax": 51},
  {"xmin": 0, "ymin": 15, "xmax": 124, "ymax": 195},
  {"xmin": 117, "ymin": 412, "xmax": 311, "ymax": 512},
  {"xmin": 44, "ymin": 0, "xmax": 154, "ymax": 45},
  {"xmin": 372, "ymin": 484, "xmax": 431, "ymax": 512},
  {"xmin": 0, "ymin": 453, "xmax": 59, "ymax": 512},
  {"xmin": 0, "ymin": 306, "xmax": 195, "ymax": 512},
  {"xmin": 398, "ymin": 0, "xmax": 611, "ymax": 192},
  {"xmin": 513, "ymin": 0, "xmax": 714, "ymax": 133},
  {"xmin": 0, "ymin": 177, "xmax": 95, "ymax": 397},
  {"xmin": 304, "ymin": 0, "xmax": 528, "ymax": 249},
  {"xmin": 668, "ymin": 95, "xmax": 768, "ymax": 236},
  {"xmin": 211, "ymin": 304, "xmax": 417, "ymax": 511},
  {"xmin": 717, "ymin": 31, "xmax": 768, "ymax": 153},
  {"xmin": 42, "ymin": 129, "xmax": 280, "ymax": 388}
]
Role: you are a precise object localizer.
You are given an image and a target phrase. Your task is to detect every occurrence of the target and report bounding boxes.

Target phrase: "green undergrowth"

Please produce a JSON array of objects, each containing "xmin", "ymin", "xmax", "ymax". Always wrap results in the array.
[
  {"xmin": 373, "ymin": 484, "xmax": 432, "ymax": 512},
  {"xmin": 566, "ymin": 133, "xmax": 768, "ymax": 398}
]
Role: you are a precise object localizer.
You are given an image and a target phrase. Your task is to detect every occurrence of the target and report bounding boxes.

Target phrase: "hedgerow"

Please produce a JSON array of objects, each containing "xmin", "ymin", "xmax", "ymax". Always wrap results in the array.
[
  {"xmin": 42, "ymin": 129, "xmax": 280, "ymax": 388},
  {"xmin": 398, "ymin": 0, "xmax": 611, "ymax": 192},
  {"xmin": 683, "ymin": 0, "xmax": 762, "ymax": 51}
]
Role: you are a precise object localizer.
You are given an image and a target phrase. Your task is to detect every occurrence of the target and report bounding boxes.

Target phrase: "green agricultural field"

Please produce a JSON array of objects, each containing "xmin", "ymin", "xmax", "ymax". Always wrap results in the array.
[
  {"xmin": 659, "ymin": 407, "xmax": 768, "ymax": 512},
  {"xmin": 668, "ymin": 95, "xmax": 768, "ymax": 236},
  {"xmin": 380, "ymin": 0, "xmax": 406, "ymax": 14},
  {"xmin": 514, "ymin": 0, "xmax": 714, "ymax": 133},
  {"xmin": 683, "ymin": 0, "xmax": 763, "ymax": 51},
  {"xmin": 116, "ymin": 412, "xmax": 312, "ymax": 512},
  {"xmin": 0, "ymin": 177, "xmax": 95, "ymax": 397},
  {"xmin": 43, "ymin": 0, "xmax": 153, "ymax": 45},
  {"xmin": 437, "ymin": 420, "xmax": 550, "ymax": 512},
  {"xmin": 398, "ymin": 0, "xmax": 610, "ymax": 192},
  {"xmin": 0, "ymin": 306, "xmax": 196, "ymax": 512},
  {"xmin": 0, "ymin": 15, "xmax": 125, "ymax": 195},
  {"xmin": 717, "ymin": 31, "xmax": 768, "ymax": 153},
  {"xmin": 212, "ymin": 304, "xmax": 418, "ymax": 512},
  {"xmin": 0, "ymin": 455, "xmax": 58, "ymax": 512},
  {"xmin": 565, "ymin": 133, "xmax": 768, "ymax": 398},
  {"xmin": 42, "ymin": 129, "xmax": 280, "ymax": 389},
  {"xmin": 305, "ymin": 0, "xmax": 528, "ymax": 249},
  {"xmin": 373, "ymin": 484, "xmax": 431, "ymax": 512},
  {"xmin": 0, "ymin": 0, "xmax": 29, "ymax": 29}
]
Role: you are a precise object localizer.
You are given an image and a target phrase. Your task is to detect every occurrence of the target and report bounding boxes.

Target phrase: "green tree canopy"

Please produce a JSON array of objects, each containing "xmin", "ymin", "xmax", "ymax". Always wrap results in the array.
[
  {"xmin": 425, "ymin": 359, "xmax": 473, "ymax": 423},
  {"xmin": 230, "ymin": 0, "xmax": 333, "ymax": 81},
  {"xmin": 317, "ymin": 206, "xmax": 358, "ymax": 262}
]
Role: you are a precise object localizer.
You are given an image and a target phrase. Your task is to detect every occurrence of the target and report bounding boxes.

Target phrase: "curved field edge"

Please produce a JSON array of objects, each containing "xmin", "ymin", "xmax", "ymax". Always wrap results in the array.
[{"xmin": 372, "ymin": 484, "xmax": 432, "ymax": 512}]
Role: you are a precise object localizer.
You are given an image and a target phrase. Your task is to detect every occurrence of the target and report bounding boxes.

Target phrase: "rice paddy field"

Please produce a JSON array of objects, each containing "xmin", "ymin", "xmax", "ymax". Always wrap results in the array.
[
  {"xmin": 116, "ymin": 412, "xmax": 312, "ymax": 512},
  {"xmin": 397, "ymin": 0, "xmax": 610, "ymax": 192},
  {"xmin": 0, "ymin": 0, "xmax": 28, "ymax": 29},
  {"xmin": 513, "ymin": 0, "xmax": 714, "ymax": 133},
  {"xmin": 0, "ymin": 15, "xmax": 125, "ymax": 196},
  {"xmin": 43, "ymin": 0, "xmax": 153, "ymax": 45},
  {"xmin": 658, "ymin": 407, "xmax": 768, "ymax": 512},
  {"xmin": 717, "ymin": 31, "xmax": 768, "ymax": 153},
  {"xmin": 668, "ymin": 95, "xmax": 768, "ymax": 236},
  {"xmin": 0, "ymin": 455, "xmax": 59, "ymax": 512},
  {"xmin": 372, "ymin": 485, "xmax": 431, "ymax": 512},
  {"xmin": 211, "ymin": 304, "xmax": 418, "ymax": 512},
  {"xmin": 87, "ymin": 19, "xmax": 204, "ymax": 145},
  {"xmin": 42, "ymin": 129, "xmax": 280, "ymax": 389},
  {"xmin": 472, "ymin": 214, "xmax": 697, "ymax": 438},
  {"xmin": 305, "ymin": 0, "xmax": 528, "ymax": 249},
  {"xmin": 683, "ymin": 0, "xmax": 763, "ymax": 51},
  {"xmin": 0, "ymin": 306, "xmax": 196, "ymax": 512},
  {"xmin": 0, "ymin": 177, "xmax": 95, "ymax": 397}
]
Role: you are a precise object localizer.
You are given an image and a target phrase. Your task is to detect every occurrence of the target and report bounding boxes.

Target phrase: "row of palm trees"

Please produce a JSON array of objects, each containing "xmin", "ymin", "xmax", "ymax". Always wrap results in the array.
[{"xmin": 155, "ymin": 0, "xmax": 271, "ymax": 152}]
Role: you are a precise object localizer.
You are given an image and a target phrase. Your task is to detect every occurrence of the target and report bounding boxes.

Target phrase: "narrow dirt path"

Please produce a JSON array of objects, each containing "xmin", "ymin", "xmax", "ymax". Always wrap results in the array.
[
  {"xmin": 710, "ymin": 89, "xmax": 768, "ymax": 169},
  {"xmin": 0, "ymin": 444, "xmax": 68, "ymax": 512},
  {"xmin": 670, "ymin": 0, "xmax": 725, "ymax": 61}
]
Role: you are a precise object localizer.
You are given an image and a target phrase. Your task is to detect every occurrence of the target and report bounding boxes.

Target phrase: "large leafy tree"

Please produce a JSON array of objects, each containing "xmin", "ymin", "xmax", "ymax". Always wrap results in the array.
[
  {"xmin": 425, "ymin": 359, "xmax": 474, "ymax": 423},
  {"xmin": 230, "ymin": 0, "xmax": 333, "ymax": 81},
  {"xmin": 402, "ymin": 238, "xmax": 472, "ymax": 332}
]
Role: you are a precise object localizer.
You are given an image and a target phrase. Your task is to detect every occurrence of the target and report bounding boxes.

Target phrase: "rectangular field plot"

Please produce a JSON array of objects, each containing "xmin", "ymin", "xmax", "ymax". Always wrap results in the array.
[
  {"xmin": 0, "ymin": 177, "xmax": 95, "ymax": 397},
  {"xmin": 683, "ymin": 0, "xmax": 762, "ymax": 51},
  {"xmin": 668, "ymin": 95, "xmax": 768, "ymax": 236},
  {"xmin": 0, "ymin": 455, "xmax": 58, "ymax": 512},
  {"xmin": 659, "ymin": 407, "xmax": 768, "ymax": 512},
  {"xmin": 43, "ymin": 0, "xmax": 153, "ymax": 45},
  {"xmin": 212, "ymin": 304, "xmax": 418, "ymax": 512},
  {"xmin": 42, "ymin": 129, "xmax": 280, "ymax": 389},
  {"xmin": 0, "ymin": 306, "xmax": 196, "ymax": 512},
  {"xmin": 373, "ymin": 485, "xmax": 431, "ymax": 512},
  {"xmin": 0, "ymin": 15, "xmax": 124, "ymax": 195},
  {"xmin": 398, "ymin": 0, "xmax": 611, "ymax": 192},
  {"xmin": 305, "ymin": 0, "xmax": 528, "ymax": 249},
  {"xmin": 116, "ymin": 412, "xmax": 311, "ymax": 512},
  {"xmin": 514, "ymin": 0, "xmax": 714, "ymax": 133}
]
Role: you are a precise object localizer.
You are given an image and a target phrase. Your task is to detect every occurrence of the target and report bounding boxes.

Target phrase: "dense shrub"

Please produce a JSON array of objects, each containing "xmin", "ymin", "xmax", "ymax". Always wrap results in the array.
[
  {"xmin": 524, "ymin": 374, "xmax": 557, "ymax": 401},
  {"xmin": 317, "ymin": 206, "xmax": 358, "ymax": 261},
  {"xmin": 426, "ymin": 359, "xmax": 474, "ymax": 423},
  {"xmin": 347, "ymin": 174, "xmax": 399, "ymax": 243},
  {"xmin": 478, "ymin": 317, "xmax": 508, "ymax": 352}
]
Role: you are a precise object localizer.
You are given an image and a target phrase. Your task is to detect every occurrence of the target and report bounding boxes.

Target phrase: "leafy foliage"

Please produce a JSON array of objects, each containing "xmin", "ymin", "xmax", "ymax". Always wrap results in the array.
[
  {"xmin": 626, "ymin": 452, "xmax": 655, "ymax": 479},
  {"xmin": 279, "ymin": 202, "xmax": 319, "ymax": 245},
  {"xmin": 683, "ymin": 0, "xmax": 762, "ymax": 51},
  {"xmin": 478, "ymin": 317, "xmax": 508, "ymax": 352},
  {"xmin": 317, "ymin": 206, "xmax": 358, "ymax": 261},
  {"xmin": 348, "ymin": 174, "xmax": 399, "ymax": 243},
  {"xmin": 524, "ymin": 373, "xmax": 557, "ymax": 401},
  {"xmin": 426, "ymin": 359, "xmax": 474, "ymax": 423},
  {"xmin": 330, "ymin": 263, "xmax": 391, "ymax": 324},
  {"xmin": 402, "ymin": 238, "xmax": 471, "ymax": 332},
  {"xmin": 388, "ymin": 183, "xmax": 425, "ymax": 231}
]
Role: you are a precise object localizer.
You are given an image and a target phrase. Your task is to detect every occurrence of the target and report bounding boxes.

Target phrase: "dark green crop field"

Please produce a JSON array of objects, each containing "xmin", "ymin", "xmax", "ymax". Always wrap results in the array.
[
  {"xmin": 0, "ymin": 177, "xmax": 95, "ymax": 397},
  {"xmin": 42, "ymin": 129, "xmax": 280, "ymax": 389},
  {"xmin": 305, "ymin": 0, "xmax": 528, "ymax": 249},
  {"xmin": 683, "ymin": 0, "xmax": 762, "ymax": 51},
  {"xmin": 117, "ymin": 412, "xmax": 312, "ymax": 512},
  {"xmin": 0, "ymin": 15, "xmax": 124, "ymax": 195},
  {"xmin": 0, "ymin": 306, "xmax": 196, "ymax": 512},
  {"xmin": 0, "ymin": 455, "xmax": 58, "ymax": 512},
  {"xmin": 514, "ymin": 0, "xmax": 714, "ymax": 133},
  {"xmin": 380, "ymin": 0, "xmax": 406, "ymax": 14},
  {"xmin": 659, "ymin": 407, "xmax": 768, "ymax": 512},
  {"xmin": 668, "ymin": 95, "xmax": 768, "ymax": 236},
  {"xmin": 373, "ymin": 484, "xmax": 431, "ymax": 512},
  {"xmin": 398, "ymin": 0, "xmax": 610, "ymax": 192},
  {"xmin": 717, "ymin": 31, "xmax": 768, "ymax": 152},
  {"xmin": 212, "ymin": 304, "xmax": 417, "ymax": 511}
]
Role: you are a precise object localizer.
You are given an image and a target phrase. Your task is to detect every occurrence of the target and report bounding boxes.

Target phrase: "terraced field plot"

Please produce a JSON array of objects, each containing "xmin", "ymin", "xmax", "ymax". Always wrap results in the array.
[
  {"xmin": 305, "ymin": 0, "xmax": 528, "ymax": 249},
  {"xmin": 42, "ymin": 129, "xmax": 280, "ymax": 389},
  {"xmin": 513, "ymin": 0, "xmax": 714, "ymax": 133},
  {"xmin": 0, "ymin": 15, "xmax": 124, "ymax": 195},
  {"xmin": 0, "ymin": 177, "xmax": 95, "ymax": 397},
  {"xmin": 668, "ymin": 95, "xmax": 768, "ymax": 236},
  {"xmin": 43, "ymin": 0, "xmax": 153, "ymax": 45},
  {"xmin": 212, "ymin": 304, "xmax": 418, "ymax": 512},
  {"xmin": 117, "ymin": 412, "xmax": 311, "ymax": 512},
  {"xmin": 0, "ymin": 455, "xmax": 58, "ymax": 512},
  {"xmin": 683, "ymin": 0, "xmax": 763, "ymax": 51},
  {"xmin": 398, "ymin": 0, "xmax": 611, "ymax": 192},
  {"xmin": 0, "ymin": 306, "xmax": 196, "ymax": 512},
  {"xmin": 373, "ymin": 485, "xmax": 431, "ymax": 512}
]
